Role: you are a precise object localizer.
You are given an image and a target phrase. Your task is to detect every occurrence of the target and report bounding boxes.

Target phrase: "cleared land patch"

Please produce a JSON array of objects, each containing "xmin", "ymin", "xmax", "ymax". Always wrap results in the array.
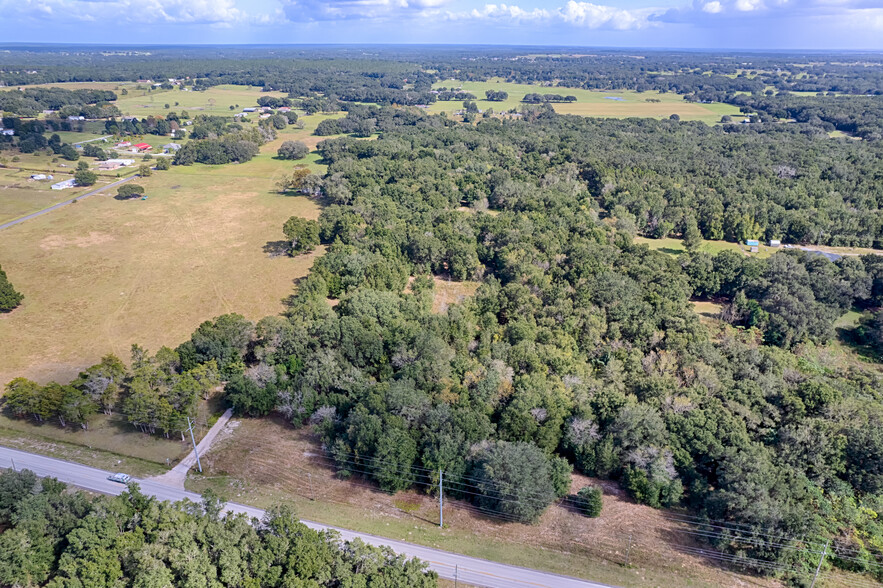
[
  {"xmin": 189, "ymin": 416, "xmax": 787, "ymax": 588},
  {"xmin": 0, "ymin": 161, "xmax": 321, "ymax": 385},
  {"xmin": 430, "ymin": 79, "xmax": 742, "ymax": 123},
  {"xmin": 112, "ymin": 84, "xmax": 289, "ymax": 118}
]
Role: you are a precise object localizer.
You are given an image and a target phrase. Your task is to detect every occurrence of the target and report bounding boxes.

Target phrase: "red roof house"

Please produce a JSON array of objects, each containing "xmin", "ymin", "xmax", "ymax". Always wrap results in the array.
[{"xmin": 134, "ymin": 143, "xmax": 152, "ymax": 152}]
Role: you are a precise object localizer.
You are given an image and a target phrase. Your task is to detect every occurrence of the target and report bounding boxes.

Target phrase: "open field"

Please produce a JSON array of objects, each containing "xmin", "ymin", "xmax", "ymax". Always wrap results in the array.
[
  {"xmin": 0, "ymin": 138, "xmax": 326, "ymax": 385},
  {"xmin": 0, "ymin": 163, "xmax": 133, "ymax": 224},
  {"xmin": 0, "ymin": 426, "xmax": 168, "ymax": 478},
  {"xmin": 633, "ymin": 236, "xmax": 774, "ymax": 258},
  {"xmin": 430, "ymin": 80, "xmax": 742, "ymax": 123},
  {"xmin": 188, "ymin": 416, "xmax": 790, "ymax": 588},
  {"xmin": 10, "ymin": 82, "xmax": 289, "ymax": 118},
  {"xmin": 113, "ymin": 84, "xmax": 289, "ymax": 118}
]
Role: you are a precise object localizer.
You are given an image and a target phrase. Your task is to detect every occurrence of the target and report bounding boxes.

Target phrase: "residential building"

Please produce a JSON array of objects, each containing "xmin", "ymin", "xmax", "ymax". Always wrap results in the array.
[{"xmin": 51, "ymin": 179, "xmax": 77, "ymax": 190}]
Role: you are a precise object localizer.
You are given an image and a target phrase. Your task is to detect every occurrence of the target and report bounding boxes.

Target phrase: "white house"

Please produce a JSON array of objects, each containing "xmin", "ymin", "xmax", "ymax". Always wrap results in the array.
[
  {"xmin": 1, "ymin": 129, "xmax": 13, "ymax": 136},
  {"xmin": 162, "ymin": 143, "xmax": 181, "ymax": 153},
  {"xmin": 51, "ymin": 179, "xmax": 77, "ymax": 190}
]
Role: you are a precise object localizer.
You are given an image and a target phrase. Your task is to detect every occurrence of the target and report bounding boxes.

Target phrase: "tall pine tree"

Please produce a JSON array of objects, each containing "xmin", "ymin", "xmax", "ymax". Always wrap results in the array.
[{"xmin": 0, "ymin": 263, "xmax": 23, "ymax": 311}]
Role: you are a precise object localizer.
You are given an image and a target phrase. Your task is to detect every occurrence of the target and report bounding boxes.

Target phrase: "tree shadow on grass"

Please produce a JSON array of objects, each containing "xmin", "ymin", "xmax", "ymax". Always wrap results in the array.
[
  {"xmin": 263, "ymin": 240, "xmax": 289, "ymax": 258},
  {"xmin": 835, "ymin": 326, "xmax": 883, "ymax": 363},
  {"xmin": 658, "ymin": 247, "xmax": 684, "ymax": 256}
]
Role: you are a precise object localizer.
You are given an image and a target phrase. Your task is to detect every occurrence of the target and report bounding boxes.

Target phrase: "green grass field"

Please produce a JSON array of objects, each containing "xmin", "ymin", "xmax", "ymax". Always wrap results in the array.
[
  {"xmin": 430, "ymin": 79, "xmax": 742, "ymax": 123},
  {"xmin": 0, "ymin": 114, "xmax": 335, "ymax": 386},
  {"xmin": 112, "ymin": 84, "xmax": 289, "ymax": 118},
  {"xmin": 633, "ymin": 236, "xmax": 775, "ymax": 258}
]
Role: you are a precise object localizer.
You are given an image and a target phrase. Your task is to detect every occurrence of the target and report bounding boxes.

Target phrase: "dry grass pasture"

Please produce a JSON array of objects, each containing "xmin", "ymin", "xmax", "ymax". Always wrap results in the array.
[
  {"xmin": 112, "ymin": 84, "xmax": 289, "ymax": 118},
  {"xmin": 429, "ymin": 79, "xmax": 742, "ymax": 124},
  {"xmin": 0, "ymin": 130, "xmax": 327, "ymax": 385}
]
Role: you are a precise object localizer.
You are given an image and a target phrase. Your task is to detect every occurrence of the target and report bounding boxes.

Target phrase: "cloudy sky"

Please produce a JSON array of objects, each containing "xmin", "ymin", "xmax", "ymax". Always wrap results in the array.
[{"xmin": 1, "ymin": 0, "xmax": 882, "ymax": 49}]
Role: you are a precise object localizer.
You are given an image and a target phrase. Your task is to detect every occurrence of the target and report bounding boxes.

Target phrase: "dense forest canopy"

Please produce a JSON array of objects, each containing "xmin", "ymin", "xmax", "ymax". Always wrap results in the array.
[
  {"xmin": 0, "ymin": 469, "xmax": 436, "ymax": 587},
  {"xmin": 6, "ymin": 105, "xmax": 883, "ymax": 584},
  {"xmin": 3, "ymin": 46, "xmax": 883, "ymax": 585}
]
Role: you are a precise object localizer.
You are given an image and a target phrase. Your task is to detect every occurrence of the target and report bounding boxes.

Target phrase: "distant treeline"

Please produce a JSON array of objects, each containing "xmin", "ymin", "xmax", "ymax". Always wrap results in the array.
[{"xmin": 0, "ymin": 87, "xmax": 119, "ymax": 117}]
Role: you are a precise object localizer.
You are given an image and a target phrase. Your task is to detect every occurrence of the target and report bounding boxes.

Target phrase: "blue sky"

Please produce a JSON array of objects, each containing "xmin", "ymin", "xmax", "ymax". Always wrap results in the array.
[{"xmin": 1, "ymin": 0, "xmax": 882, "ymax": 49}]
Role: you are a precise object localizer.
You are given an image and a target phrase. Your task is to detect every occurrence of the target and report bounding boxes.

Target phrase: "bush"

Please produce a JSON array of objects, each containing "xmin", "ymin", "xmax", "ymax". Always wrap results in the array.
[
  {"xmin": 74, "ymin": 169, "xmax": 97, "ymax": 186},
  {"xmin": 154, "ymin": 158, "xmax": 170, "ymax": 170},
  {"xmin": 116, "ymin": 184, "xmax": 145, "ymax": 200},
  {"xmin": 277, "ymin": 140, "xmax": 310, "ymax": 160},
  {"xmin": 576, "ymin": 485, "xmax": 603, "ymax": 517}
]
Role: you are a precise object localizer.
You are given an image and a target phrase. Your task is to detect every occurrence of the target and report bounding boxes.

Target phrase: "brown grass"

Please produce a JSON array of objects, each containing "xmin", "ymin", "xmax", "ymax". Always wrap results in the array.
[
  {"xmin": 195, "ymin": 417, "xmax": 785, "ymax": 588},
  {"xmin": 0, "ymin": 153, "xmax": 321, "ymax": 385},
  {"xmin": 431, "ymin": 277, "xmax": 481, "ymax": 314}
]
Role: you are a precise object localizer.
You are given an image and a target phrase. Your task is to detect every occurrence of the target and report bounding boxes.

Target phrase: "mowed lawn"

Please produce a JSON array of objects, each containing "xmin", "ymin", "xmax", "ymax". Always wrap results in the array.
[
  {"xmin": 112, "ymin": 84, "xmax": 289, "ymax": 118},
  {"xmin": 0, "ymin": 139, "xmax": 323, "ymax": 385},
  {"xmin": 430, "ymin": 79, "xmax": 742, "ymax": 123}
]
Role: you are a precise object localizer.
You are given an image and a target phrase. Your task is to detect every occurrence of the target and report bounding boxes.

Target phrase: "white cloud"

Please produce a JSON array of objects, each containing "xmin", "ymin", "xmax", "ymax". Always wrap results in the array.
[
  {"xmin": 0, "ymin": 0, "xmax": 253, "ymax": 24},
  {"xmin": 702, "ymin": 1, "xmax": 723, "ymax": 12},
  {"xmin": 734, "ymin": 0, "xmax": 764, "ymax": 11},
  {"xmin": 280, "ymin": 0, "xmax": 454, "ymax": 21},
  {"xmin": 451, "ymin": 0, "xmax": 660, "ymax": 29}
]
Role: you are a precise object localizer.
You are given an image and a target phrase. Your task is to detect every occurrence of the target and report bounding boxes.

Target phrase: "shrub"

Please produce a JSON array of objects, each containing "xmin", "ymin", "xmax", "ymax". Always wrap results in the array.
[
  {"xmin": 576, "ymin": 485, "xmax": 603, "ymax": 517},
  {"xmin": 116, "ymin": 184, "xmax": 145, "ymax": 200},
  {"xmin": 74, "ymin": 169, "xmax": 97, "ymax": 186}
]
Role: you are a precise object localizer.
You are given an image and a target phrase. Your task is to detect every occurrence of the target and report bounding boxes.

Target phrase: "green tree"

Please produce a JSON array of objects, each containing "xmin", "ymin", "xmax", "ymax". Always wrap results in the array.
[
  {"xmin": 117, "ymin": 184, "xmax": 146, "ymax": 199},
  {"xmin": 468, "ymin": 441, "xmax": 560, "ymax": 523},
  {"xmin": 74, "ymin": 169, "xmax": 97, "ymax": 186},
  {"xmin": 277, "ymin": 140, "xmax": 310, "ymax": 160},
  {"xmin": 681, "ymin": 215, "xmax": 703, "ymax": 251},
  {"xmin": 373, "ymin": 427, "xmax": 417, "ymax": 492},
  {"xmin": 283, "ymin": 216, "xmax": 320, "ymax": 255},
  {"xmin": 0, "ymin": 263, "xmax": 24, "ymax": 311},
  {"xmin": 576, "ymin": 485, "xmax": 603, "ymax": 517}
]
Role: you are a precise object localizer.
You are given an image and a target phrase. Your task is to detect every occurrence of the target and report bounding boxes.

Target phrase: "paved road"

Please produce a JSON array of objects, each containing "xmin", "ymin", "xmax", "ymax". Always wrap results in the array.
[
  {"xmin": 0, "ymin": 446, "xmax": 613, "ymax": 588},
  {"xmin": 150, "ymin": 408, "xmax": 234, "ymax": 488},
  {"xmin": 0, "ymin": 175, "xmax": 138, "ymax": 231}
]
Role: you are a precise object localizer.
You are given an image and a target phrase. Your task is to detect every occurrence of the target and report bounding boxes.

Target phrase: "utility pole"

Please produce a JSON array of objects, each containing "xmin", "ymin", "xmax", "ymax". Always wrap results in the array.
[
  {"xmin": 810, "ymin": 539, "xmax": 829, "ymax": 588},
  {"xmin": 308, "ymin": 473, "xmax": 314, "ymax": 500},
  {"xmin": 454, "ymin": 564, "xmax": 458, "ymax": 588},
  {"xmin": 10, "ymin": 458, "xmax": 15, "ymax": 472},
  {"xmin": 626, "ymin": 532, "xmax": 633, "ymax": 567},
  {"xmin": 439, "ymin": 469, "xmax": 444, "ymax": 528},
  {"xmin": 186, "ymin": 416, "xmax": 202, "ymax": 473}
]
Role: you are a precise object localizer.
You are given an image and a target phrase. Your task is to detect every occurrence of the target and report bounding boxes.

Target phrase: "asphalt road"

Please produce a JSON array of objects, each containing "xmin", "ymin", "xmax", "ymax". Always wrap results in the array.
[
  {"xmin": 0, "ymin": 445, "xmax": 614, "ymax": 588},
  {"xmin": 0, "ymin": 175, "xmax": 137, "ymax": 231}
]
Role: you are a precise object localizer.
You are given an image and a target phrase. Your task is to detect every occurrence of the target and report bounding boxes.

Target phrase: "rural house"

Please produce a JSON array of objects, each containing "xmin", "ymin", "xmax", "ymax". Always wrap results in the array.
[{"xmin": 51, "ymin": 178, "xmax": 77, "ymax": 190}]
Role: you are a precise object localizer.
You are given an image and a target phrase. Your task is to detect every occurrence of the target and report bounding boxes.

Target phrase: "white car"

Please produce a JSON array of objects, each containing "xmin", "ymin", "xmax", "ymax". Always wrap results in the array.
[{"xmin": 107, "ymin": 473, "xmax": 131, "ymax": 484}]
